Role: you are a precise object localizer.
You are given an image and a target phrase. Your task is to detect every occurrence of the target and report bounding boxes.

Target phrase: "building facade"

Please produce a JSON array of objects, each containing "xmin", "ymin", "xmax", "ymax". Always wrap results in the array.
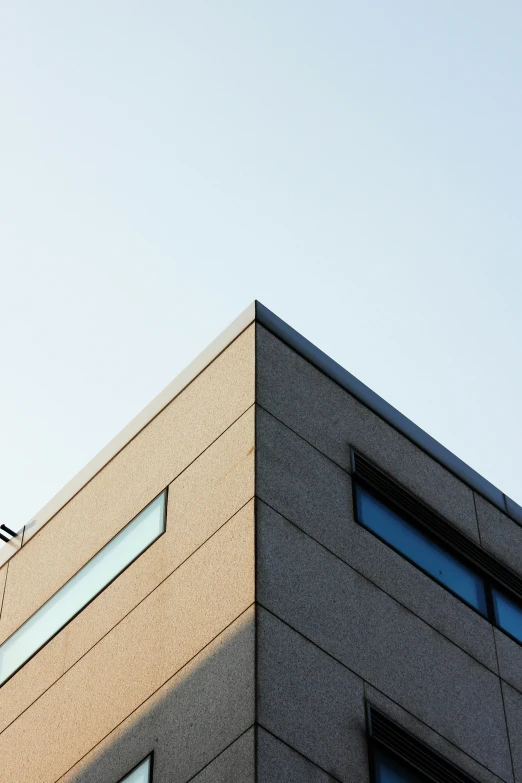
[{"xmin": 0, "ymin": 301, "xmax": 521, "ymax": 782}]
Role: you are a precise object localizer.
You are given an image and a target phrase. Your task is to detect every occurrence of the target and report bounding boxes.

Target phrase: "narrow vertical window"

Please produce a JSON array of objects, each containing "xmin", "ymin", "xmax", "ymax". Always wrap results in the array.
[
  {"xmin": 119, "ymin": 755, "xmax": 152, "ymax": 783},
  {"xmin": 0, "ymin": 490, "xmax": 166, "ymax": 685}
]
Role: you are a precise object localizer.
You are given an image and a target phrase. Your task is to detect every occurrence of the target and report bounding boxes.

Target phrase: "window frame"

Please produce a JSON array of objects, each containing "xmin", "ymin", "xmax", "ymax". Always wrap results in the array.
[
  {"xmin": 351, "ymin": 450, "xmax": 522, "ymax": 648},
  {"xmin": 0, "ymin": 488, "xmax": 168, "ymax": 687}
]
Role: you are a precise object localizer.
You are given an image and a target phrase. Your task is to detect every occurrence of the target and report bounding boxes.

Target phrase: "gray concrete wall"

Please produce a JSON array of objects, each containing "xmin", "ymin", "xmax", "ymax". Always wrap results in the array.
[{"xmin": 256, "ymin": 323, "xmax": 522, "ymax": 783}]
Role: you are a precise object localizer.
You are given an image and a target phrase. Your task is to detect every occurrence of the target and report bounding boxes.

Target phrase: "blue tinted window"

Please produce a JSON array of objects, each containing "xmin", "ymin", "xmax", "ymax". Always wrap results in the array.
[
  {"xmin": 356, "ymin": 485, "xmax": 488, "ymax": 615},
  {"xmin": 374, "ymin": 750, "xmax": 424, "ymax": 783},
  {"xmin": 492, "ymin": 589, "xmax": 522, "ymax": 644}
]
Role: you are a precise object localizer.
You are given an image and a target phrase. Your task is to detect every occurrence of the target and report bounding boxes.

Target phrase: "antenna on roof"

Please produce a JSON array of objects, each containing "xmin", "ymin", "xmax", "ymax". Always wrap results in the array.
[{"xmin": 0, "ymin": 525, "xmax": 19, "ymax": 544}]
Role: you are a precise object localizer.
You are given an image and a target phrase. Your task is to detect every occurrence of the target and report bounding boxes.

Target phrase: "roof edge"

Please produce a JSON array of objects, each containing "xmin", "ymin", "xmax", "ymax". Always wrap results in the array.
[
  {"xmin": 255, "ymin": 301, "xmax": 522, "ymax": 527},
  {"xmin": 9, "ymin": 301, "xmax": 256, "ymax": 560},
  {"xmin": 4, "ymin": 298, "xmax": 520, "ymax": 568}
]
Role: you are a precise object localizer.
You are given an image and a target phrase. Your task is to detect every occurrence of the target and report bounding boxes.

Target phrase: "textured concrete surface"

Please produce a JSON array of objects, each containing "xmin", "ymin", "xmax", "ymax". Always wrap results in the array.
[
  {"xmin": 190, "ymin": 727, "xmax": 255, "ymax": 783},
  {"xmin": 0, "ymin": 622, "xmax": 68, "ymax": 734},
  {"xmin": 364, "ymin": 684, "xmax": 508, "ymax": 783},
  {"xmin": 256, "ymin": 405, "xmax": 353, "ymax": 554},
  {"xmin": 167, "ymin": 405, "xmax": 255, "ymax": 567},
  {"xmin": 0, "ymin": 416, "xmax": 255, "ymax": 733},
  {"xmin": 257, "ymin": 501, "xmax": 513, "ymax": 781},
  {"xmin": 60, "ymin": 609, "xmax": 255, "ymax": 783},
  {"xmin": 505, "ymin": 497, "xmax": 522, "ymax": 527},
  {"xmin": 0, "ymin": 324, "xmax": 254, "ymax": 643},
  {"xmin": 63, "ymin": 407, "xmax": 255, "ymax": 672},
  {"xmin": 0, "ymin": 507, "xmax": 254, "ymax": 783},
  {"xmin": 475, "ymin": 494, "xmax": 522, "ymax": 577},
  {"xmin": 494, "ymin": 628, "xmax": 522, "ymax": 695},
  {"xmin": 257, "ymin": 727, "xmax": 336, "ymax": 783},
  {"xmin": 257, "ymin": 606, "xmax": 368, "ymax": 783},
  {"xmin": 256, "ymin": 325, "xmax": 480, "ymax": 540},
  {"xmin": 500, "ymin": 681, "xmax": 522, "ymax": 782},
  {"xmin": 256, "ymin": 408, "xmax": 498, "ymax": 671}
]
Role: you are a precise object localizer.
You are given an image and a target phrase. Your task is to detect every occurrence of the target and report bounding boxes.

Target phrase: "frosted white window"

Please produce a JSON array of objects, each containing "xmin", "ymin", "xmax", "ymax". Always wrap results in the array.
[
  {"xmin": 0, "ymin": 492, "xmax": 166, "ymax": 685},
  {"xmin": 120, "ymin": 755, "xmax": 152, "ymax": 783}
]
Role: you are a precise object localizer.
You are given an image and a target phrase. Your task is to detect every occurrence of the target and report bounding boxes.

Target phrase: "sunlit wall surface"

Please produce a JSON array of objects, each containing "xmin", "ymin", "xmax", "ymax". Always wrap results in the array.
[{"xmin": 0, "ymin": 492, "xmax": 166, "ymax": 685}]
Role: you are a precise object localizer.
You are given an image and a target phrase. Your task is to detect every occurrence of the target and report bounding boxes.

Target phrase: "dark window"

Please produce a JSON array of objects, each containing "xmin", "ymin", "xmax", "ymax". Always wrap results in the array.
[
  {"xmin": 374, "ymin": 749, "xmax": 426, "ymax": 783},
  {"xmin": 352, "ymin": 450, "xmax": 522, "ymax": 646},
  {"xmin": 355, "ymin": 485, "xmax": 488, "ymax": 615}
]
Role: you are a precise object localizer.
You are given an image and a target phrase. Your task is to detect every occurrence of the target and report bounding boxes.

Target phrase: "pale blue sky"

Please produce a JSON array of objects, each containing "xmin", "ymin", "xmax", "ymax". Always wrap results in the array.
[{"xmin": 1, "ymin": 2, "xmax": 521, "ymax": 539}]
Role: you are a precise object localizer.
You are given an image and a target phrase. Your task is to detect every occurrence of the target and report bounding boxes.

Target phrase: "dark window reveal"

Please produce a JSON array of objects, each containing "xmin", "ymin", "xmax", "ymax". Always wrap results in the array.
[
  {"xmin": 367, "ymin": 705, "xmax": 477, "ymax": 783},
  {"xmin": 355, "ymin": 485, "xmax": 488, "ymax": 615},
  {"xmin": 353, "ymin": 451, "xmax": 522, "ymax": 645},
  {"xmin": 374, "ymin": 748, "xmax": 427, "ymax": 783}
]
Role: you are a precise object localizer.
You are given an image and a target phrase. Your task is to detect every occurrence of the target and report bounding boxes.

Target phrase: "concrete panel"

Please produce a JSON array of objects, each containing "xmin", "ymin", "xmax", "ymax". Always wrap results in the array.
[
  {"xmin": 0, "ymin": 625, "xmax": 68, "ymax": 734},
  {"xmin": 494, "ymin": 628, "xmax": 522, "ymax": 695},
  {"xmin": 257, "ymin": 325, "xmax": 479, "ymax": 541},
  {"xmin": 190, "ymin": 728, "xmax": 255, "ymax": 783},
  {"xmin": 63, "ymin": 407, "xmax": 255, "ymax": 671},
  {"xmin": 257, "ymin": 502, "xmax": 512, "ymax": 781},
  {"xmin": 365, "ymin": 684, "xmax": 508, "ymax": 783},
  {"xmin": 506, "ymin": 497, "xmax": 522, "ymax": 527},
  {"xmin": 0, "ymin": 324, "xmax": 254, "ymax": 642},
  {"xmin": 257, "ymin": 727, "xmax": 335, "ymax": 783},
  {"xmin": 0, "ymin": 507, "xmax": 254, "ymax": 783},
  {"xmin": 501, "ymin": 681, "xmax": 522, "ymax": 782},
  {"xmin": 256, "ymin": 409, "xmax": 497, "ymax": 672},
  {"xmin": 475, "ymin": 494, "xmax": 522, "ymax": 578},
  {"xmin": 0, "ymin": 417, "xmax": 255, "ymax": 732},
  {"xmin": 59, "ymin": 609, "xmax": 255, "ymax": 783},
  {"xmin": 257, "ymin": 607, "xmax": 367, "ymax": 783}
]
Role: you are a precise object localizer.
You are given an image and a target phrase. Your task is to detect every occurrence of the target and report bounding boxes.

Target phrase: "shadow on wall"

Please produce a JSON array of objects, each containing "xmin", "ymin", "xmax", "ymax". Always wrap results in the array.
[{"xmin": 61, "ymin": 608, "xmax": 255, "ymax": 783}]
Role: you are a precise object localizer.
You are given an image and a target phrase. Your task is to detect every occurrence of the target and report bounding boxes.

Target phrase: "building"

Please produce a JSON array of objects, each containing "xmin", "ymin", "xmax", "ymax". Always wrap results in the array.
[{"xmin": 0, "ymin": 301, "xmax": 521, "ymax": 783}]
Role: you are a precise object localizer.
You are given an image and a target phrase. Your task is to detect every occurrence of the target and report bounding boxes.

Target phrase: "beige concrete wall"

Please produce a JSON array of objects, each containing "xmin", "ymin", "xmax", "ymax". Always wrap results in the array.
[
  {"xmin": 0, "ymin": 502, "xmax": 254, "ymax": 783},
  {"xmin": 61, "ymin": 610, "xmax": 255, "ymax": 783},
  {"xmin": 0, "ymin": 324, "xmax": 254, "ymax": 644},
  {"xmin": 0, "ymin": 327, "xmax": 255, "ymax": 783},
  {"xmin": 0, "ymin": 406, "xmax": 255, "ymax": 735}
]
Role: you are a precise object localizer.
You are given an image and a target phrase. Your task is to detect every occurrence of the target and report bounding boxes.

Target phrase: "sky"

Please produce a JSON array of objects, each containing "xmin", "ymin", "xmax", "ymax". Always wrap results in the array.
[{"xmin": 1, "ymin": 2, "xmax": 521, "ymax": 542}]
